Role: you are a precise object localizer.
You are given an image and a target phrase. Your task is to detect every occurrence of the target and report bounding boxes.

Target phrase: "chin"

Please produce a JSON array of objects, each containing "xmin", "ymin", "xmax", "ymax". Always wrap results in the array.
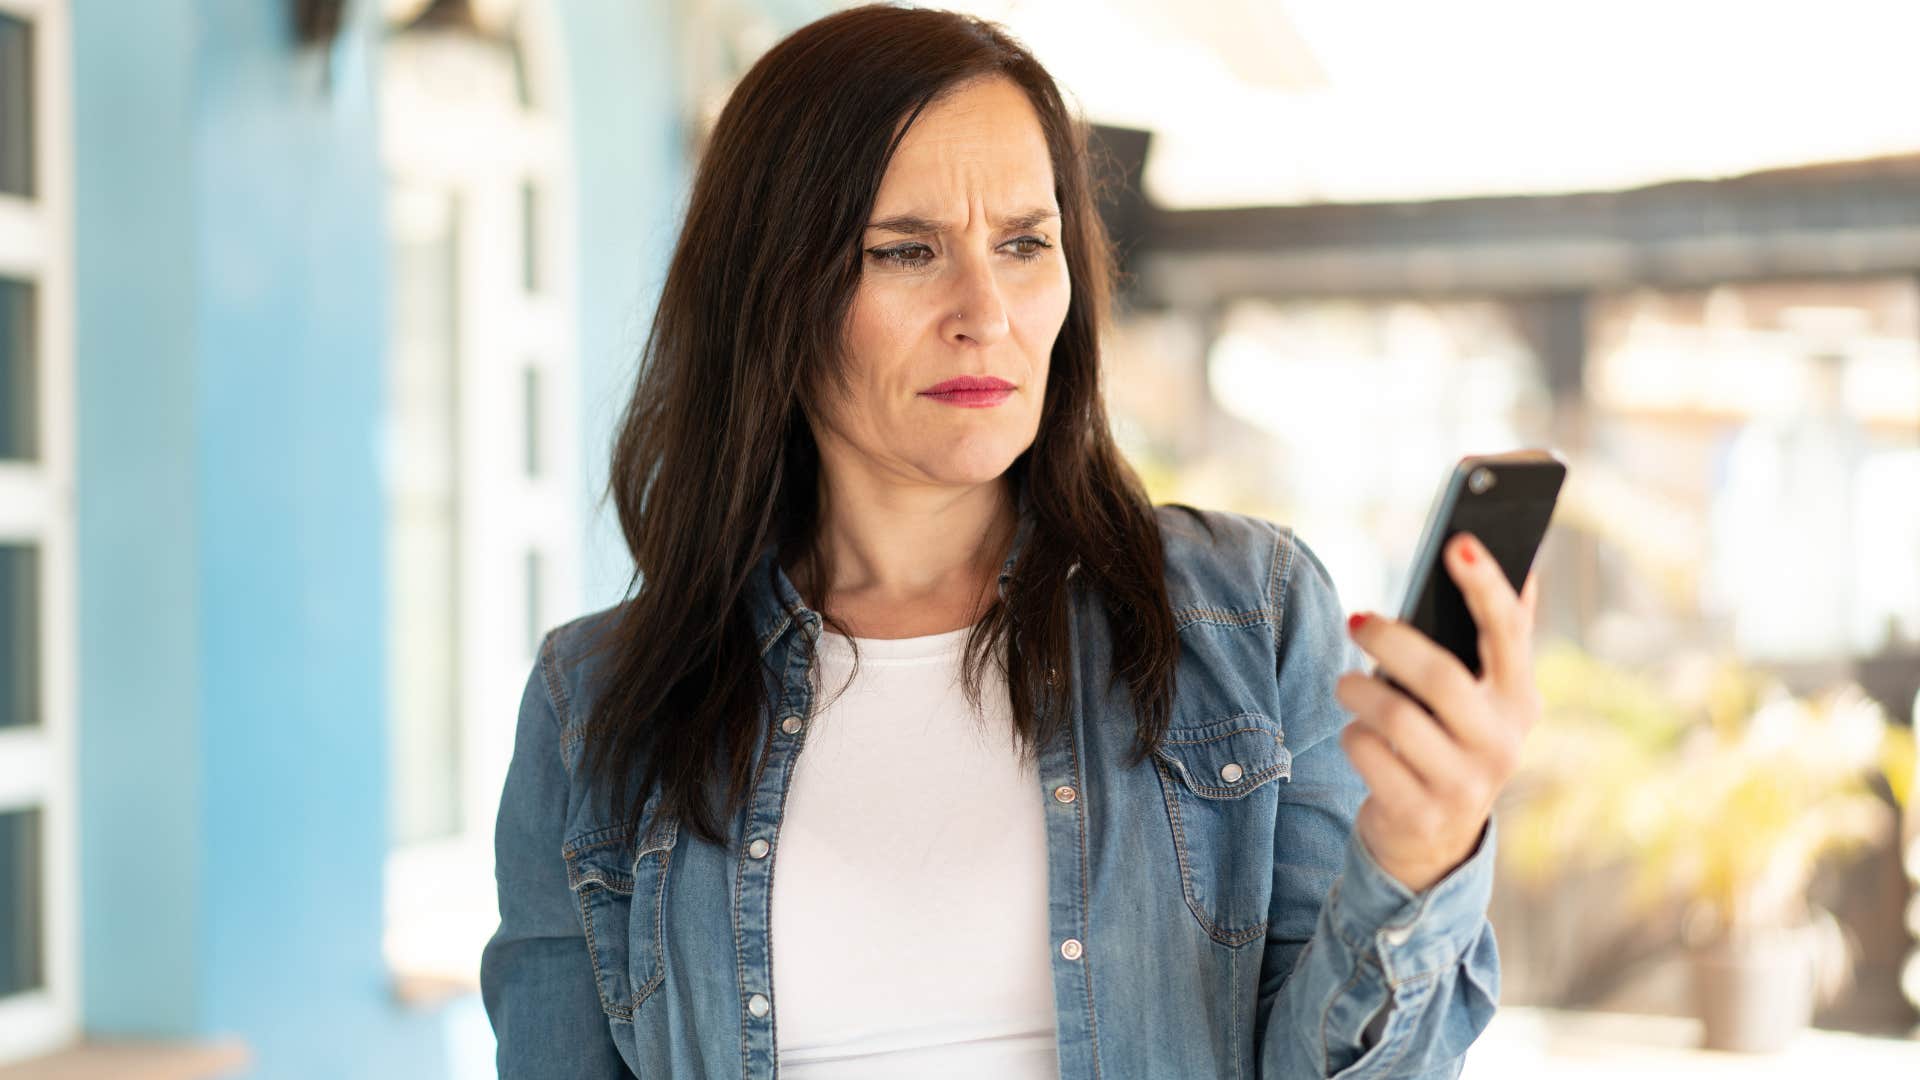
[{"xmin": 923, "ymin": 444, "xmax": 1023, "ymax": 486}]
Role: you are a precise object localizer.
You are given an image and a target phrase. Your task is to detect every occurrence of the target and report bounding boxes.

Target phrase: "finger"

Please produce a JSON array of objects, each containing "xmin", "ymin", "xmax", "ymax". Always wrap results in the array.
[
  {"xmin": 1520, "ymin": 569, "xmax": 1539, "ymax": 631},
  {"xmin": 1347, "ymin": 612, "xmax": 1489, "ymax": 750},
  {"xmin": 1443, "ymin": 533, "xmax": 1529, "ymax": 697},
  {"xmin": 1338, "ymin": 673, "xmax": 1474, "ymax": 791},
  {"xmin": 1340, "ymin": 723, "xmax": 1428, "ymax": 808}
]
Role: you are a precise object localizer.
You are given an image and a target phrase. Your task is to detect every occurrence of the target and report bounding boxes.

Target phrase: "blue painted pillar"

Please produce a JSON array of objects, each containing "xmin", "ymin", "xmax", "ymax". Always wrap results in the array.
[
  {"xmin": 66, "ymin": 0, "xmax": 831, "ymax": 1074},
  {"xmin": 72, "ymin": 0, "xmax": 448, "ymax": 1074},
  {"xmin": 71, "ymin": 0, "xmax": 203, "ymax": 1037}
]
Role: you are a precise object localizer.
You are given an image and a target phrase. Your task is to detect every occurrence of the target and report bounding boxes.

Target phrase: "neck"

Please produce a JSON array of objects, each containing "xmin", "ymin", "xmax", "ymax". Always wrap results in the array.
[{"xmin": 791, "ymin": 471, "xmax": 1018, "ymax": 622}]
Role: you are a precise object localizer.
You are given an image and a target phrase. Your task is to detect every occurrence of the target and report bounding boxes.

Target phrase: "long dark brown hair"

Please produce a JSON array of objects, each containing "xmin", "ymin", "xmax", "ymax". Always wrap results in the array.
[{"xmin": 584, "ymin": 3, "xmax": 1181, "ymax": 847}]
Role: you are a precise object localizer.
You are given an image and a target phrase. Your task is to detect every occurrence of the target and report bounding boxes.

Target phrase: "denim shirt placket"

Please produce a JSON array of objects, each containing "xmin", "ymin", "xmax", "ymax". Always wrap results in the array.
[
  {"xmin": 732, "ymin": 502, "xmax": 1106, "ymax": 1079},
  {"xmin": 731, "ymin": 596, "xmax": 818, "ymax": 1078}
]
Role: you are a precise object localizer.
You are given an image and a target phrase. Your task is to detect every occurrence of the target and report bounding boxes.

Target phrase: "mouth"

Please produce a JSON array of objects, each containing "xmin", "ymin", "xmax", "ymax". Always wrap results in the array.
[
  {"xmin": 920, "ymin": 375, "xmax": 1016, "ymax": 395},
  {"xmin": 920, "ymin": 387, "xmax": 1013, "ymax": 408},
  {"xmin": 919, "ymin": 374, "xmax": 1017, "ymax": 408},
  {"xmin": 919, "ymin": 375, "xmax": 1016, "ymax": 409}
]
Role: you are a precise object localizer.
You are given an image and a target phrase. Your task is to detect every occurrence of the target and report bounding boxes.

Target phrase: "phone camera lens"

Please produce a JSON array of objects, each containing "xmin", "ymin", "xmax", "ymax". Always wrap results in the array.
[{"xmin": 1468, "ymin": 467, "xmax": 1496, "ymax": 495}]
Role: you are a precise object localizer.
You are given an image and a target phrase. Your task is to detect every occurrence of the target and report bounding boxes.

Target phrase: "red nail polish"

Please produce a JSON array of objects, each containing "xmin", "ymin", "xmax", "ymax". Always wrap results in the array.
[
  {"xmin": 1458, "ymin": 538, "xmax": 1476, "ymax": 565},
  {"xmin": 1347, "ymin": 612, "xmax": 1369, "ymax": 634}
]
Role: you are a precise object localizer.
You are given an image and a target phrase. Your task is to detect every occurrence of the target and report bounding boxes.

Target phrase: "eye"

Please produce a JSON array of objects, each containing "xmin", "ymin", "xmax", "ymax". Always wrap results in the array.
[
  {"xmin": 866, "ymin": 243, "xmax": 934, "ymax": 268},
  {"xmin": 863, "ymin": 235, "xmax": 1055, "ymax": 269},
  {"xmin": 1006, "ymin": 235, "xmax": 1053, "ymax": 260}
]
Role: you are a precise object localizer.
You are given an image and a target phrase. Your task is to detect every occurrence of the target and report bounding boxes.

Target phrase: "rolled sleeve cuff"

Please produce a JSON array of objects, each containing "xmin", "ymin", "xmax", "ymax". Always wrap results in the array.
[{"xmin": 1328, "ymin": 815, "xmax": 1498, "ymax": 985}]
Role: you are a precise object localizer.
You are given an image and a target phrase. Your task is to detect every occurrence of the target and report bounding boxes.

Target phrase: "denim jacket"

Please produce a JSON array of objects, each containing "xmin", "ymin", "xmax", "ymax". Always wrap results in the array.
[{"xmin": 481, "ymin": 499, "xmax": 1501, "ymax": 1079}]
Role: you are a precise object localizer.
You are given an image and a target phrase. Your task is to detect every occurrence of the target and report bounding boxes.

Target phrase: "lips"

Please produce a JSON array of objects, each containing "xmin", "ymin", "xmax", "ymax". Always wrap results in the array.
[
  {"xmin": 922, "ymin": 387, "xmax": 1012, "ymax": 407},
  {"xmin": 920, "ymin": 375, "xmax": 1016, "ymax": 395}
]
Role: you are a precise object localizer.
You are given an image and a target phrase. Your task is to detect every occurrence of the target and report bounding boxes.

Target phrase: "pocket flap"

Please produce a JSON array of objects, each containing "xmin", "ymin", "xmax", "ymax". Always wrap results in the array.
[
  {"xmin": 563, "ymin": 829, "xmax": 637, "ymax": 895},
  {"xmin": 1153, "ymin": 711, "xmax": 1291, "ymax": 797},
  {"xmin": 562, "ymin": 803, "xmax": 680, "ymax": 895}
]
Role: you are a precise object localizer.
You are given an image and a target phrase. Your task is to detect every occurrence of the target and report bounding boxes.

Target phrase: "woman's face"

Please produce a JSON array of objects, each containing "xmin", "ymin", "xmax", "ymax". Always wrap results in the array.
[{"xmin": 823, "ymin": 76, "xmax": 1071, "ymax": 493}]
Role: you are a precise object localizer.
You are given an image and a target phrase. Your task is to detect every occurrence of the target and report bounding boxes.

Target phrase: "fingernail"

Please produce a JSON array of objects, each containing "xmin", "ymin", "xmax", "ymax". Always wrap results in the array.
[
  {"xmin": 1458, "ymin": 537, "xmax": 1477, "ymax": 565},
  {"xmin": 1347, "ymin": 612, "xmax": 1369, "ymax": 634}
]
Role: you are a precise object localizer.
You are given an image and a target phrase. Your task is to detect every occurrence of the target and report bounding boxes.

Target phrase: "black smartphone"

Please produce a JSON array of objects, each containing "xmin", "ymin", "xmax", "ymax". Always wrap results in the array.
[{"xmin": 1382, "ymin": 449, "xmax": 1567, "ymax": 712}]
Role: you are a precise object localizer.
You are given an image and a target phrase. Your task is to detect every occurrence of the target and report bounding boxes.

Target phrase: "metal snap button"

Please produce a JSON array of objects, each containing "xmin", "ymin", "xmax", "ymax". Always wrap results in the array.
[
  {"xmin": 1053, "ymin": 785, "xmax": 1077, "ymax": 804},
  {"xmin": 781, "ymin": 715, "xmax": 802, "ymax": 735},
  {"xmin": 1219, "ymin": 762, "xmax": 1244, "ymax": 783},
  {"xmin": 748, "ymin": 838, "xmax": 770, "ymax": 859},
  {"xmin": 747, "ymin": 992, "xmax": 770, "ymax": 1018},
  {"xmin": 1060, "ymin": 938, "xmax": 1083, "ymax": 961},
  {"xmin": 1382, "ymin": 924, "xmax": 1412, "ymax": 947}
]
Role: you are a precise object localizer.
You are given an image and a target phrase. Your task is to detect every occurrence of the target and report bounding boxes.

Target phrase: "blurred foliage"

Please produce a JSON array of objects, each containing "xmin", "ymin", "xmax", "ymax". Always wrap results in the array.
[
  {"xmin": 1131, "ymin": 451, "xmax": 1181, "ymax": 506},
  {"xmin": 1506, "ymin": 640, "xmax": 1915, "ymax": 937}
]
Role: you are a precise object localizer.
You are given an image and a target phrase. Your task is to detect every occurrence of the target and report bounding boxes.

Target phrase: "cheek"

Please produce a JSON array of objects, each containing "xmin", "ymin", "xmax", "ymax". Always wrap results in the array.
[
  {"xmin": 1012, "ymin": 264, "xmax": 1072, "ymax": 359},
  {"xmin": 844, "ymin": 281, "xmax": 922, "ymax": 369},
  {"xmin": 836, "ymin": 284, "xmax": 920, "ymax": 420}
]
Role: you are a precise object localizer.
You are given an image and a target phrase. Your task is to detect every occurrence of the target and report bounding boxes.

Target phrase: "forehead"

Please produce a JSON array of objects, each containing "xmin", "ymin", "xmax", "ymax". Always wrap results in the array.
[{"xmin": 873, "ymin": 76, "xmax": 1056, "ymax": 212}]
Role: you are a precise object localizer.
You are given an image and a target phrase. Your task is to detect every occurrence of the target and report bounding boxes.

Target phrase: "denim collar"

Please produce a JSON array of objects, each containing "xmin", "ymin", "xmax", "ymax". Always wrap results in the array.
[{"xmin": 748, "ymin": 476, "xmax": 1038, "ymax": 657}]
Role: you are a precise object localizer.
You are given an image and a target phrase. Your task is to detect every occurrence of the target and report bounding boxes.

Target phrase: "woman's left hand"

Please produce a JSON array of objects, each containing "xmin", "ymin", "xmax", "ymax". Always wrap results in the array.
[{"xmin": 1333, "ymin": 531, "xmax": 1543, "ymax": 894}]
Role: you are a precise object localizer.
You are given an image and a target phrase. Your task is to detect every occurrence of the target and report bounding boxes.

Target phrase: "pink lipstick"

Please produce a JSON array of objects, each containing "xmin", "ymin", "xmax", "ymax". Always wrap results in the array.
[{"xmin": 919, "ymin": 375, "xmax": 1015, "ymax": 408}]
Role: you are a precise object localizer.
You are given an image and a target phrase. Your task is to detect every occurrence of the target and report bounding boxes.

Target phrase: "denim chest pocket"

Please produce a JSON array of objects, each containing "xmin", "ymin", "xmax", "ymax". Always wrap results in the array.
[
  {"xmin": 563, "ymin": 815, "xmax": 678, "ymax": 1020},
  {"xmin": 1151, "ymin": 710, "xmax": 1292, "ymax": 946}
]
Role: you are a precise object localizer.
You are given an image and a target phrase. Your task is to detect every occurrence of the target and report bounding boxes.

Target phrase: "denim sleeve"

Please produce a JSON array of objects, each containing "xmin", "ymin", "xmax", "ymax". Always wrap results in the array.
[
  {"xmin": 479, "ymin": 633, "xmax": 636, "ymax": 1078},
  {"xmin": 1254, "ymin": 527, "xmax": 1501, "ymax": 1080}
]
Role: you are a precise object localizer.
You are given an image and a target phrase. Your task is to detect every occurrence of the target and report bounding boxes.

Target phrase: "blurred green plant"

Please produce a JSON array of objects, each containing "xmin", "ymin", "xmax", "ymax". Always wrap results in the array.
[{"xmin": 1505, "ymin": 641, "xmax": 1916, "ymax": 936}]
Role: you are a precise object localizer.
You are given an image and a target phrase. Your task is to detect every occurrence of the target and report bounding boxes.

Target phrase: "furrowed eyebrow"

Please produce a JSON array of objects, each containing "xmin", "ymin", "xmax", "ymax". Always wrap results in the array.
[{"xmin": 865, "ymin": 208, "xmax": 1061, "ymax": 235}]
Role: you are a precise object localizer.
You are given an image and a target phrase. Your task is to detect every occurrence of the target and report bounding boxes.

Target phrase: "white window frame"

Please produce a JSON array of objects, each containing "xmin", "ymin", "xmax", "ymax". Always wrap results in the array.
[
  {"xmin": 0, "ymin": 0, "xmax": 76, "ymax": 1064},
  {"xmin": 378, "ymin": 0, "xmax": 581, "ymax": 990}
]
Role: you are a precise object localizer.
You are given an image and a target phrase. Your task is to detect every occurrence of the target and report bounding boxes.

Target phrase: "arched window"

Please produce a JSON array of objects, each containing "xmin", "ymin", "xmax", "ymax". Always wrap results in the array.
[{"xmin": 378, "ymin": 0, "xmax": 580, "ymax": 989}]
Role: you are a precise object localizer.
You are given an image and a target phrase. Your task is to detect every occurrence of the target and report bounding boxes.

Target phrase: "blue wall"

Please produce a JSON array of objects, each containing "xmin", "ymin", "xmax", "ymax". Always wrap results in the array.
[
  {"xmin": 67, "ymin": 0, "xmax": 828, "ymax": 1075},
  {"xmin": 71, "ymin": 0, "xmax": 454, "ymax": 1074},
  {"xmin": 561, "ymin": 0, "xmax": 691, "ymax": 609}
]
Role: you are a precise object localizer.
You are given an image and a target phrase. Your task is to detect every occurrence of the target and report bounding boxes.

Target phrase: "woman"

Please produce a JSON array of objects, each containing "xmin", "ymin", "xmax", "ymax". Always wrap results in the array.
[{"xmin": 481, "ymin": 5, "xmax": 1537, "ymax": 1078}]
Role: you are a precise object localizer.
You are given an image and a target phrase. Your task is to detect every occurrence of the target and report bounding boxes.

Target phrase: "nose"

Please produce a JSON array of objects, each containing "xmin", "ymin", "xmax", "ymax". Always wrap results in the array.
[{"xmin": 941, "ymin": 250, "xmax": 1011, "ymax": 348}]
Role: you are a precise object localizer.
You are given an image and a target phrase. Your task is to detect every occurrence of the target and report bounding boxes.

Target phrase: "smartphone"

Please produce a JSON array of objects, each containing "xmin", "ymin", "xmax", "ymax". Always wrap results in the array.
[{"xmin": 1383, "ymin": 449, "xmax": 1567, "ymax": 712}]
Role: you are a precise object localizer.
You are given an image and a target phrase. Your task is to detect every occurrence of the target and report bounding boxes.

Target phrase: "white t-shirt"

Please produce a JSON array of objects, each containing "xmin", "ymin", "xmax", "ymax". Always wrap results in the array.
[{"xmin": 770, "ymin": 621, "xmax": 1061, "ymax": 1078}]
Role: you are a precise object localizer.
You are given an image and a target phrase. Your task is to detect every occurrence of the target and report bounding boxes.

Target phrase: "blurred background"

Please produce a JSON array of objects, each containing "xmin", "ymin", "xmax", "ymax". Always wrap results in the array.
[{"xmin": 0, "ymin": 0, "xmax": 1915, "ymax": 1076}]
